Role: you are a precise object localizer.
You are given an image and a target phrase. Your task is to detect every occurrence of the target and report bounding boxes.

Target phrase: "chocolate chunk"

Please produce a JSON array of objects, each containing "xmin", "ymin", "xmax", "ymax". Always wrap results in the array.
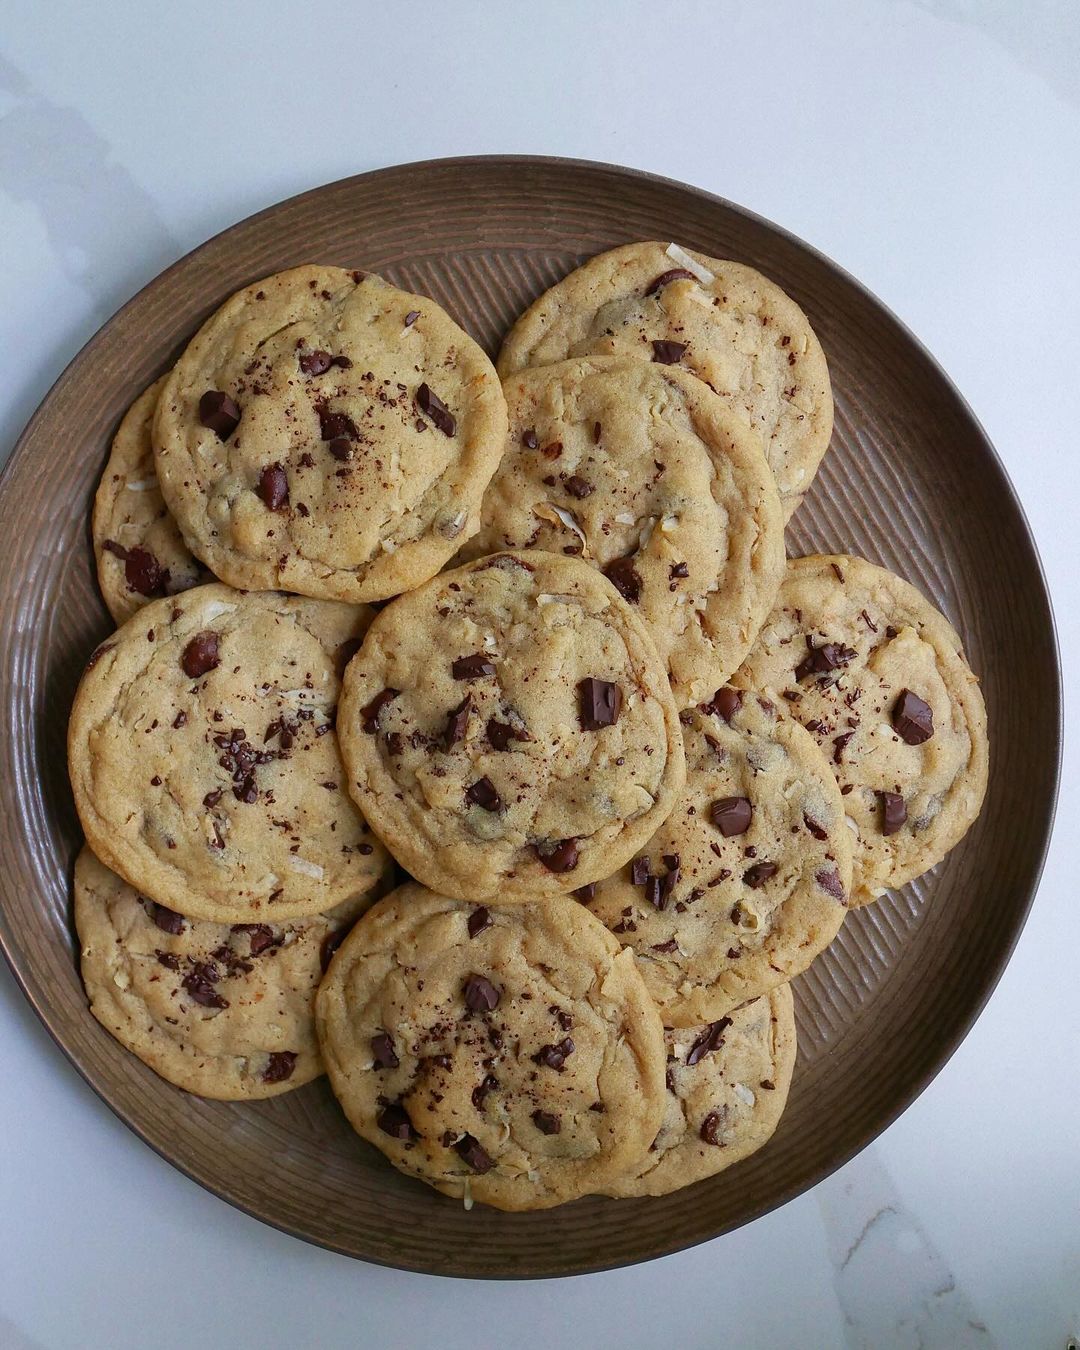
[
  {"xmin": 486, "ymin": 718, "xmax": 528, "ymax": 751},
  {"xmin": 631, "ymin": 857, "xmax": 651, "ymax": 887},
  {"xmin": 563, "ymin": 475, "xmax": 593, "ymax": 499},
  {"xmin": 454, "ymin": 1133, "xmax": 493, "ymax": 1173},
  {"xmin": 645, "ymin": 876, "xmax": 664, "ymax": 909},
  {"xmin": 231, "ymin": 923, "xmax": 277, "ymax": 956},
  {"xmin": 703, "ymin": 686, "xmax": 742, "ymax": 721},
  {"xmin": 299, "ymin": 349, "xmax": 332, "ymax": 375},
  {"xmin": 360, "ymin": 687, "xmax": 399, "ymax": 733},
  {"xmin": 416, "ymin": 383, "xmax": 456, "ymax": 436},
  {"xmin": 121, "ymin": 546, "xmax": 168, "ymax": 597},
  {"xmin": 573, "ymin": 882, "xmax": 596, "ymax": 902},
  {"xmin": 532, "ymin": 1110, "xmax": 561, "ymax": 1135},
  {"xmin": 181, "ymin": 631, "xmax": 220, "ymax": 678},
  {"xmin": 172, "ymin": 710, "xmax": 188, "ymax": 729},
  {"xmin": 202, "ymin": 788, "xmax": 223, "ymax": 808},
  {"xmin": 155, "ymin": 950, "xmax": 180, "ymax": 970},
  {"xmin": 686, "ymin": 1017, "xmax": 733, "ymax": 1066},
  {"xmin": 651, "ymin": 339, "xmax": 687, "ymax": 364},
  {"xmin": 466, "ymin": 777, "xmax": 501, "ymax": 811},
  {"xmin": 534, "ymin": 838, "xmax": 579, "ymax": 874},
  {"xmin": 700, "ymin": 1112, "xmax": 723, "ymax": 1146},
  {"xmin": 327, "ymin": 437, "xmax": 352, "ymax": 461},
  {"xmin": 371, "ymin": 1032, "xmax": 400, "ymax": 1069},
  {"xmin": 319, "ymin": 926, "xmax": 348, "ymax": 973},
  {"xmin": 893, "ymin": 689, "xmax": 934, "ymax": 744},
  {"xmin": 833, "ymin": 731, "xmax": 855, "ymax": 764},
  {"xmin": 603, "ymin": 555, "xmax": 642, "ymax": 604},
  {"xmin": 404, "ymin": 310, "xmax": 420, "ymax": 327},
  {"xmin": 467, "ymin": 907, "xmax": 492, "ymax": 939},
  {"xmin": 803, "ymin": 813, "xmax": 829, "ymax": 841},
  {"xmin": 578, "ymin": 677, "xmax": 623, "ymax": 731},
  {"xmin": 150, "ymin": 903, "xmax": 185, "ymax": 935},
  {"xmin": 257, "ymin": 463, "xmax": 289, "ymax": 510},
  {"xmin": 795, "ymin": 640, "xmax": 857, "ymax": 682},
  {"xmin": 377, "ymin": 1102, "xmax": 416, "ymax": 1141},
  {"xmin": 645, "ymin": 267, "xmax": 695, "ymax": 296},
  {"xmin": 233, "ymin": 773, "xmax": 258, "ymax": 804},
  {"xmin": 198, "ymin": 390, "xmax": 240, "ymax": 438},
  {"xmin": 443, "ymin": 695, "xmax": 473, "ymax": 750},
  {"xmin": 318, "ymin": 409, "xmax": 357, "ymax": 442},
  {"xmin": 181, "ymin": 963, "xmax": 229, "ymax": 1009},
  {"xmin": 335, "ymin": 636, "xmax": 363, "ymax": 675},
  {"xmin": 533, "ymin": 1037, "xmax": 575, "ymax": 1070},
  {"xmin": 743, "ymin": 862, "xmax": 777, "ymax": 888},
  {"xmin": 471, "ymin": 1074, "xmax": 498, "ymax": 1110},
  {"xmin": 592, "ymin": 421, "xmax": 602, "ymax": 443},
  {"xmin": 669, "ymin": 561, "xmax": 689, "ymax": 580},
  {"xmin": 263, "ymin": 1051, "xmax": 297, "ymax": 1084},
  {"xmin": 710, "ymin": 796, "xmax": 752, "ymax": 837},
  {"xmin": 452, "ymin": 653, "xmax": 495, "ymax": 680},
  {"xmin": 463, "ymin": 974, "xmax": 500, "ymax": 1012},
  {"xmin": 879, "ymin": 790, "xmax": 907, "ymax": 835},
  {"xmin": 816, "ymin": 867, "xmax": 846, "ymax": 901},
  {"xmin": 522, "ymin": 428, "xmax": 539, "ymax": 450},
  {"xmin": 657, "ymin": 854, "xmax": 681, "ymax": 906}
]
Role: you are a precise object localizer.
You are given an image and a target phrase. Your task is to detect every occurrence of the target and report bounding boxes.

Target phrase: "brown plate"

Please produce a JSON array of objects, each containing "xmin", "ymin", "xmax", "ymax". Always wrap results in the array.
[{"xmin": 0, "ymin": 156, "xmax": 1060, "ymax": 1278}]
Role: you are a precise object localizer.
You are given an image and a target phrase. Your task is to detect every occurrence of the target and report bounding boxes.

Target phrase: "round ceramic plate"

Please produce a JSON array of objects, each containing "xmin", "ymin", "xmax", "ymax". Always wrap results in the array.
[{"xmin": 0, "ymin": 157, "xmax": 1060, "ymax": 1278}]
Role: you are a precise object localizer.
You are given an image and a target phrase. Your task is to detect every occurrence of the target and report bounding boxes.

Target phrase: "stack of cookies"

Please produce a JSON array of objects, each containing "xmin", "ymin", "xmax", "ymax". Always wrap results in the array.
[{"xmin": 69, "ymin": 246, "xmax": 989, "ymax": 1211}]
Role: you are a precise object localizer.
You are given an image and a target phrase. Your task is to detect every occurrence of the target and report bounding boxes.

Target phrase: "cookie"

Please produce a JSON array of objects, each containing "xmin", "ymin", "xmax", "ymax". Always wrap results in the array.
[
  {"xmin": 585, "ymin": 689, "xmax": 851, "ymax": 1025},
  {"xmin": 154, "ymin": 265, "xmax": 508, "ymax": 603},
  {"xmin": 735, "ymin": 555, "xmax": 989, "ymax": 902},
  {"xmin": 92, "ymin": 377, "xmax": 205, "ymax": 624},
  {"xmin": 75, "ymin": 846, "xmax": 386, "ymax": 1099},
  {"xmin": 457, "ymin": 356, "xmax": 784, "ymax": 706},
  {"xmin": 336, "ymin": 550, "xmax": 685, "ymax": 902},
  {"xmin": 497, "ymin": 242, "xmax": 833, "ymax": 519},
  {"xmin": 315, "ymin": 883, "xmax": 666, "ymax": 1211},
  {"xmin": 603, "ymin": 984, "xmax": 795, "ymax": 1198},
  {"xmin": 68, "ymin": 583, "xmax": 391, "ymax": 923}
]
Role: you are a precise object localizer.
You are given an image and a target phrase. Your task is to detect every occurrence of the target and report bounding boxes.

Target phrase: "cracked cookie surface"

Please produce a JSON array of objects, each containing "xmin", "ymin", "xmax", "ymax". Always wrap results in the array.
[
  {"xmin": 603, "ymin": 984, "xmax": 795, "ymax": 1198},
  {"xmin": 585, "ymin": 690, "xmax": 850, "ymax": 1025},
  {"xmin": 337, "ymin": 550, "xmax": 685, "ymax": 901},
  {"xmin": 315, "ymin": 883, "xmax": 666, "ymax": 1210},
  {"xmin": 154, "ymin": 265, "xmax": 508, "ymax": 602},
  {"xmin": 75, "ymin": 846, "xmax": 387, "ymax": 1098},
  {"xmin": 735, "ymin": 554, "xmax": 989, "ymax": 902},
  {"xmin": 497, "ymin": 242, "xmax": 832, "ymax": 519},
  {"xmin": 458, "ymin": 357, "xmax": 784, "ymax": 706},
  {"xmin": 68, "ymin": 583, "xmax": 390, "ymax": 923},
  {"xmin": 93, "ymin": 377, "xmax": 204, "ymax": 624}
]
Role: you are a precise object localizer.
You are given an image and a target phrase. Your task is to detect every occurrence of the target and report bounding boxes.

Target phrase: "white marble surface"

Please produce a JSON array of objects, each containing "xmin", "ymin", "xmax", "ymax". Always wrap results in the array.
[{"xmin": 1, "ymin": 3, "xmax": 1078, "ymax": 1347}]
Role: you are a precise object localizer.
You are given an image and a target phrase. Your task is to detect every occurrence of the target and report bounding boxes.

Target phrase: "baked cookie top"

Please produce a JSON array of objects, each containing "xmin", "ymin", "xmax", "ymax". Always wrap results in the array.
[
  {"xmin": 315, "ymin": 884, "xmax": 666, "ymax": 1211},
  {"xmin": 336, "ymin": 550, "xmax": 685, "ymax": 901},
  {"xmin": 93, "ymin": 377, "xmax": 204, "ymax": 624},
  {"xmin": 497, "ymin": 242, "xmax": 833, "ymax": 519},
  {"xmin": 585, "ymin": 689, "xmax": 850, "ymax": 1026},
  {"xmin": 154, "ymin": 265, "xmax": 508, "ymax": 602},
  {"xmin": 735, "ymin": 554, "xmax": 989, "ymax": 902},
  {"xmin": 603, "ymin": 984, "xmax": 795, "ymax": 1198},
  {"xmin": 68, "ymin": 583, "xmax": 390, "ymax": 923},
  {"xmin": 75, "ymin": 846, "xmax": 383, "ymax": 1099},
  {"xmin": 458, "ymin": 357, "xmax": 784, "ymax": 706}
]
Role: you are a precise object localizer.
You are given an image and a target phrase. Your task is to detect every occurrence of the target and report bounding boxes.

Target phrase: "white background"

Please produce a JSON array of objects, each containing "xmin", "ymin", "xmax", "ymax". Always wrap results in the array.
[{"xmin": 1, "ymin": 3, "xmax": 1077, "ymax": 1347}]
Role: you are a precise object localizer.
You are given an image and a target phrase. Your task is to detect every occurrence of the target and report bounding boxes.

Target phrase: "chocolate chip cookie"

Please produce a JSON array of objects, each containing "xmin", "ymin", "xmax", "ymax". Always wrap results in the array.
[
  {"xmin": 497, "ymin": 242, "xmax": 833, "ymax": 520},
  {"xmin": 603, "ymin": 984, "xmax": 795, "ymax": 1198},
  {"xmin": 154, "ymin": 265, "xmax": 508, "ymax": 602},
  {"xmin": 68, "ymin": 583, "xmax": 390, "ymax": 923},
  {"xmin": 336, "ymin": 550, "xmax": 685, "ymax": 901},
  {"xmin": 585, "ymin": 689, "xmax": 851, "ymax": 1025},
  {"xmin": 315, "ymin": 883, "xmax": 666, "ymax": 1210},
  {"xmin": 735, "ymin": 555, "xmax": 989, "ymax": 902},
  {"xmin": 457, "ymin": 357, "xmax": 784, "ymax": 706},
  {"xmin": 75, "ymin": 846, "xmax": 388, "ymax": 1098},
  {"xmin": 93, "ymin": 377, "xmax": 204, "ymax": 623}
]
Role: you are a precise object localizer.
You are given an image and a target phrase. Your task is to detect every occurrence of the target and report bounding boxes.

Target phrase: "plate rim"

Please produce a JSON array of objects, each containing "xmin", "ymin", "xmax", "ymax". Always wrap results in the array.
[{"xmin": 0, "ymin": 153, "xmax": 1063, "ymax": 1279}]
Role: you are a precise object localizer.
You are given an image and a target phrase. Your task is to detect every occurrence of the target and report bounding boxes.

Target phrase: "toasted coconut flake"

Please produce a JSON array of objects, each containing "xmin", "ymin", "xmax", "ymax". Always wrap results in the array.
[{"xmin": 665, "ymin": 243, "xmax": 715, "ymax": 285}]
